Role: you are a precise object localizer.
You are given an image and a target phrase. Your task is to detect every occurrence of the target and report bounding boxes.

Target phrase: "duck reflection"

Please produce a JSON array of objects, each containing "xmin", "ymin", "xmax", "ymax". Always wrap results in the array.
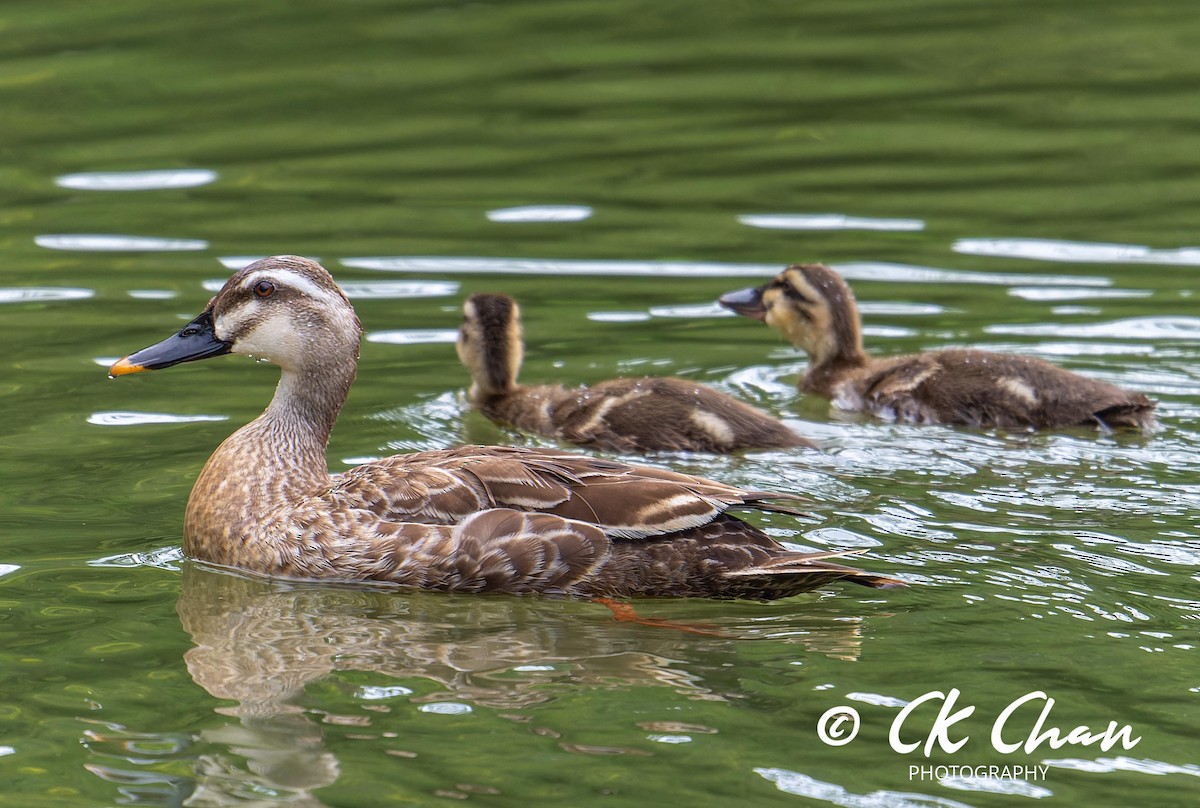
[{"xmin": 91, "ymin": 564, "xmax": 880, "ymax": 805}]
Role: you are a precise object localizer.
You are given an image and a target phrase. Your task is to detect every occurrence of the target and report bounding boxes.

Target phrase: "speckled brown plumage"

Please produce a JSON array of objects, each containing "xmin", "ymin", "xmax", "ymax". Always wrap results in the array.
[
  {"xmin": 110, "ymin": 256, "xmax": 901, "ymax": 599},
  {"xmin": 457, "ymin": 293, "xmax": 815, "ymax": 453},
  {"xmin": 720, "ymin": 264, "xmax": 1156, "ymax": 432}
]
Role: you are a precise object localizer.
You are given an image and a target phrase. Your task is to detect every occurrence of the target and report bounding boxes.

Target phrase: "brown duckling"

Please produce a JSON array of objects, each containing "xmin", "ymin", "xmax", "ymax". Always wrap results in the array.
[
  {"xmin": 457, "ymin": 292, "xmax": 816, "ymax": 453},
  {"xmin": 719, "ymin": 263, "xmax": 1156, "ymax": 431},
  {"xmin": 109, "ymin": 256, "xmax": 900, "ymax": 599}
]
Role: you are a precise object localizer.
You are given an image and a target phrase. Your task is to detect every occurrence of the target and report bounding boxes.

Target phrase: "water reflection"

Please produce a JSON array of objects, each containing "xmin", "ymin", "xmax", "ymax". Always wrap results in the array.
[
  {"xmin": 35, "ymin": 234, "xmax": 208, "ymax": 251},
  {"xmin": 87, "ymin": 411, "xmax": 229, "ymax": 426},
  {"xmin": 738, "ymin": 213, "xmax": 925, "ymax": 231},
  {"xmin": 486, "ymin": 205, "xmax": 592, "ymax": 222},
  {"xmin": 341, "ymin": 256, "xmax": 1114, "ymax": 287},
  {"xmin": 1008, "ymin": 287, "xmax": 1151, "ymax": 302},
  {"xmin": 755, "ymin": 766, "xmax": 975, "ymax": 807},
  {"xmin": 202, "ymin": 278, "xmax": 459, "ymax": 299},
  {"xmin": 102, "ymin": 565, "xmax": 882, "ymax": 804},
  {"xmin": 955, "ymin": 237, "xmax": 1200, "ymax": 266},
  {"xmin": 985, "ymin": 316, "xmax": 1200, "ymax": 341},
  {"xmin": 0, "ymin": 287, "xmax": 94, "ymax": 303},
  {"xmin": 55, "ymin": 169, "xmax": 218, "ymax": 191},
  {"xmin": 365, "ymin": 329, "xmax": 458, "ymax": 345}
]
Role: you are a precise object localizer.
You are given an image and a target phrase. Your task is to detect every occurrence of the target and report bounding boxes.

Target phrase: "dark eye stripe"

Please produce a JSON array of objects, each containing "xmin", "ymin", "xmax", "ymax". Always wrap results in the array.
[{"xmin": 771, "ymin": 278, "xmax": 815, "ymax": 306}]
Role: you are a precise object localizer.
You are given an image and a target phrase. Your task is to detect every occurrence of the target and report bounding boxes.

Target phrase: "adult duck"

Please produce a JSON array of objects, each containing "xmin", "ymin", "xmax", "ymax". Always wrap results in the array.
[
  {"xmin": 457, "ymin": 292, "xmax": 815, "ymax": 453},
  {"xmin": 719, "ymin": 263, "xmax": 1156, "ymax": 431},
  {"xmin": 109, "ymin": 257, "xmax": 901, "ymax": 598}
]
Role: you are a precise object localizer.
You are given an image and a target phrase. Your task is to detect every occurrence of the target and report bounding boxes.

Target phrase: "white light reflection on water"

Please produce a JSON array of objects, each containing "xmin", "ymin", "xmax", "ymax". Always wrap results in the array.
[
  {"xmin": 55, "ymin": 169, "xmax": 217, "ymax": 191},
  {"xmin": 127, "ymin": 289, "xmax": 178, "ymax": 300},
  {"xmin": 343, "ymin": 256, "xmax": 1111, "ymax": 287},
  {"xmin": 754, "ymin": 767, "xmax": 973, "ymax": 808},
  {"xmin": 1043, "ymin": 756, "xmax": 1200, "ymax": 778},
  {"xmin": 739, "ymin": 213, "xmax": 925, "ymax": 231},
  {"xmin": 955, "ymin": 237, "xmax": 1200, "ymax": 266},
  {"xmin": 35, "ymin": 234, "xmax": 208, "ymax": 251},
  {"xmin": 940, "ymin": 774, "xmax": 1052, "ymax": 799},
  {"xmin": 218, "ymin": 256, "xmax": 309, "ymax": 269},
  {"xmin": 203, "ymin": 279, "xmax": 459, "ymax": 299},
  {"xmin": 87, "ymin": 412, "xmax": 229, "ymax": 426},
  {"xmin": 0, "ymin": 287, "xmax": 94, "ymax": 303},
  {"xmin": 367, "ymin": 329, "xmax": 458, "ymax": 345},
  {"xmin": 985, "ymin": 317, "xmax": 1200, "ymax": 341},
  {"xmin": 486, "ymin": 205, "xmax": 592, "ymax": 222},
  {"xmin": 1009, "ymin": 287, "xmax": 1152, "ymax": 302},
  {"xmin": 836, "ymin": 261, "xmax": 1110, "ymax": 288},
  {"xmin": 586, "ymin": 311, "xmax": 652, "ymax": 323}
]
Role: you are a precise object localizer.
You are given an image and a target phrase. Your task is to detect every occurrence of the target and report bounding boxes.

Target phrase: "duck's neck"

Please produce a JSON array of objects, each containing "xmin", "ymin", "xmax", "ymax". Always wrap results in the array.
[
  {"xmin": 184, "ymin": 361, "xmax": 356, "ymax": 558},
  {"xmin": 801, "ymin": 322, "xmax": 870, "ymax": 397}
]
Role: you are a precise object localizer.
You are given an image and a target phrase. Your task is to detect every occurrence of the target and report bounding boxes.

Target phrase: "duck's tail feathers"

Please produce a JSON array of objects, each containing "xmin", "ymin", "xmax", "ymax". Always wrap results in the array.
[{"xmin": 723, "ymin": 548, "xmax": 908, "ymax": 592}]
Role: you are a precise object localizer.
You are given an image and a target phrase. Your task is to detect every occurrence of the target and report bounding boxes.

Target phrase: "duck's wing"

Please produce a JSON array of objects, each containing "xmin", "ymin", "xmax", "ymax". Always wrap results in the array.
[{"xmin": 335, "ymin": 445, "xmax": 806, "ymax": 538}]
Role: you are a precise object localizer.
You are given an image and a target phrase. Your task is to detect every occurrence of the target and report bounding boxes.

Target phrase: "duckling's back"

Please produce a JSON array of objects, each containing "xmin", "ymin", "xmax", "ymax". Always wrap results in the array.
[
  {"xmin": 850, "ymin": 349, "xmax": 1156, "ymax": 431},
  {"xmin": 547, "ymin": 376, "xmax": 815, "ymax": 453}
]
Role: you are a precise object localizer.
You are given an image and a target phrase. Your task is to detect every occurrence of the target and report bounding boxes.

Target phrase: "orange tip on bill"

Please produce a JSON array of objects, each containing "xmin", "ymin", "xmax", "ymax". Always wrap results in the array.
[{"xmin": 109, "ymin": 357, "xmax": 147, "ymax": 376}]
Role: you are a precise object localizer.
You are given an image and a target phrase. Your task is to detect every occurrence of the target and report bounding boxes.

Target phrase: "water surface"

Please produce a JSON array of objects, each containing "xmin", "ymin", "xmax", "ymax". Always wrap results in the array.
[{"xmin": 1, "ymin": 1, "xmax": 1198, "ymax": 806}]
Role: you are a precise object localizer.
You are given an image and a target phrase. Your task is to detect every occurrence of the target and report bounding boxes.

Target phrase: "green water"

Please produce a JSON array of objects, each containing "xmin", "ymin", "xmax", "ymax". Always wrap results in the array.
[{"xmin": 2, "ymin": 1, "xmax": 1199, "ymax": 805}]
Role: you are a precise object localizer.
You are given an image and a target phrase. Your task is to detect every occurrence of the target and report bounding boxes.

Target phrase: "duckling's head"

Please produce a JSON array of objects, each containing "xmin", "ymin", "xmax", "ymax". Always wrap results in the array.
[
  {"xmin": 457, "ymin": 293, "xmax": 524, "ymax": 400},
  {"xmin": 111, "ymin": 256, "xmax": 362, "ymax": 377},
  {"xmin": 719, "ymin": 263, "xmax": 864, "ymax": 367}
]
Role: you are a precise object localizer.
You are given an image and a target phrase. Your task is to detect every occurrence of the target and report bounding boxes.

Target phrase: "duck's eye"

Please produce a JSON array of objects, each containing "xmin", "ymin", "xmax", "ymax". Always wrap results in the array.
[{"xmin": 253, "ymin": 280, "xmax": 275, "ymax": 298}]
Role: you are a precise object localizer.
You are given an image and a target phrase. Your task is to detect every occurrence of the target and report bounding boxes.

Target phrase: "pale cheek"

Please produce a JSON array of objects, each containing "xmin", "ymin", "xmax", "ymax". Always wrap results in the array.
[{"xmin": 236, "ymin": 321, "xmax": 303, "ymax": 367}]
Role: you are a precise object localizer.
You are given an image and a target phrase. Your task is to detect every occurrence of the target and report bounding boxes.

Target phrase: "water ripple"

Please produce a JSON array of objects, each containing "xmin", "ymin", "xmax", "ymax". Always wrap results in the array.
[{"xmin": 89, "ymin": 546, "xmax": 183, "ymax": 570}]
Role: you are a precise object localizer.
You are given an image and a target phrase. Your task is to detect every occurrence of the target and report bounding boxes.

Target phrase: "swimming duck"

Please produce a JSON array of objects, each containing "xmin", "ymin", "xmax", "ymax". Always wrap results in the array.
[
  {"xmin": 456, "ymin": 292, "xmax": 815, "ymax": 453},
  {"xmin": 109, "ymin": 256, "xmax": 901, "ymax": 598},
  {"xmin": 719, "ymin": 263, "xmax": 1156, "ymax": 431}
]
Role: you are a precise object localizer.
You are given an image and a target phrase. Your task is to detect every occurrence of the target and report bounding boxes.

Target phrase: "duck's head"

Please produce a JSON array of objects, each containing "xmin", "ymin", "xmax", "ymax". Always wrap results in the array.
[
  {"xmin": 718, "ymin": 263, "xmax": 863, "ymax": 366},
  {"xmin": 457, "ymin": 293, "xmax": 524, "ymax": 399},
  {"xmin": 110, "ymin": 256, "xmax": 362, "ymax": 378}
]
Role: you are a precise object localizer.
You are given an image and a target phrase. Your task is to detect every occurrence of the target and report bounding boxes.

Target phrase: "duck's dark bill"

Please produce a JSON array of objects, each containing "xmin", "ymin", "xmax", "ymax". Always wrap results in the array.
[
  {"xmin": 110, "ymin": 310, "xmax": 232, "ymax": 376},
  {"xmin": 717, "ymin": 286, "xmax": 767, "ymax": 320}
]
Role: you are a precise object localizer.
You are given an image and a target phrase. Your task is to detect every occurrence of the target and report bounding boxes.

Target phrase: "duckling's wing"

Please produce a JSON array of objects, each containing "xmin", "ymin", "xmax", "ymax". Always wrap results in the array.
[{"xmin": 337, "ymin": 445, "xmax": 805, "ymax": 539}]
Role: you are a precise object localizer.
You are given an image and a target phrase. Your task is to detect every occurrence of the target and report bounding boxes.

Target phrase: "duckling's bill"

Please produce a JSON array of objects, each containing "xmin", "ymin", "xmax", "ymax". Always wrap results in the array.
[
  {"xmin": 718, "ymin": 286, "xmax": 767, "ymax": 320},
  {"xmin": 110, "ymin": 309, "xmax": 232, "ymax": 376}
]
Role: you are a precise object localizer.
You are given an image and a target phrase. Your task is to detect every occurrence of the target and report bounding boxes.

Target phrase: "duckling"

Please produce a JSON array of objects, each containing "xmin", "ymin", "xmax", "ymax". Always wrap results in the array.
[
  {"xmin": 109, "ymin": 256, "xmax": 901, "ymax": 599},
  {"xmin": 719, "ymin": 263, "xmax": 1156, "ymax": 431},
  {"xmin": 457, "ymin": 293, "xmax": 815, "ymax": 453}
]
